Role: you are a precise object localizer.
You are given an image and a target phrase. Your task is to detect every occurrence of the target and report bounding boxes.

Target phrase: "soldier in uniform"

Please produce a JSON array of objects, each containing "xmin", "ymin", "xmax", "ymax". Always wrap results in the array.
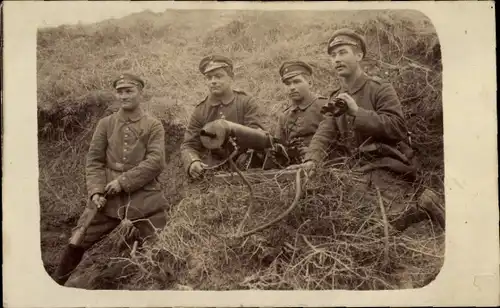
[
  {"xmin": 289, "ymin": 29, "xmax": 445, "ymax": 232},
  {"xmin": 273, "ymin": 60, "xmax": 329, "ymax": 166},
  {"xmin": 180, "ymin": 55, "xmax": 265, "ymax": 179},
  {"xmin": 52, "ymin": 73, "xmax": 169, "ymax": 286}
]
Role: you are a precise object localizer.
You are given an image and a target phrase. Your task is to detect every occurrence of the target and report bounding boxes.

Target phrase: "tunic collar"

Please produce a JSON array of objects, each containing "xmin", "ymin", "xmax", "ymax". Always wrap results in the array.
[
  {"xmin": 340, "ymin": 72, "xmax": 369, "ymax": 95},
  {"xmin": 291, "ymin": 94, "xmax": 317, "ymax": 112},
  {"xmin": 207, "ymin": 90, "xmax": 236, "ymax": 107},
  {"xmin": 118, "ymin": 107, "xmax": 144, "ymax": 122}
]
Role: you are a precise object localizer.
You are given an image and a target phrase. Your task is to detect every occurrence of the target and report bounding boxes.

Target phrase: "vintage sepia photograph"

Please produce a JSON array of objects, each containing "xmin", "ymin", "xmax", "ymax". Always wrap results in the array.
[
  {"xmin": 37, "ymin": 7, "xmax": 447, "ymax": 291},
  {"xmin": 3, "ymin": 1, "xmax": 498, "ymax": 306}
]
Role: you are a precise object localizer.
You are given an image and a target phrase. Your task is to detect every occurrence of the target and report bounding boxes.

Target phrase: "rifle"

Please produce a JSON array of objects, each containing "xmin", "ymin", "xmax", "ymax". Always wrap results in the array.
[{"xmin": 68, "ymin": 194, "xmax": 106, "ymax": 247}]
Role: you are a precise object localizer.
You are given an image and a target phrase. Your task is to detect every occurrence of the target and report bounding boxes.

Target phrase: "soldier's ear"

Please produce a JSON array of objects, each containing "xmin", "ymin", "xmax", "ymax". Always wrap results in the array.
[{"xmin": 355, "ymin": 48, "xmax": 364, "ymax": 62}]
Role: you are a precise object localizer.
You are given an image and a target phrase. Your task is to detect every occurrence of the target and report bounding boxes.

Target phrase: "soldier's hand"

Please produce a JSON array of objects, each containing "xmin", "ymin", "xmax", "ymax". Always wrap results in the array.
[
  {"xmin": 337, "ymin": 93, "xmax": 359, "ymax": 116},
  {"xmin": 235, "ymin": 151, "xmax": 251, "ymax": 169},
  {"xmin": 288, "ymin": 137, "xmax": 303, "ymax": 148},
  {"xmin": 91, "ymin": 193, "xmax": 107, "ymax": 209},
  {"xmin": 105, "ymin": 179, "xmax": 122, "ymax": 195},
  {"xmin": 286, "ymin": 160, "xmax": 316, "ymax": 171},
  {"xmin": 298, "ymin": 146, "xmax": 308, "ymax": 157},
  {"xmin": 189, "ymin": 161, "xmax": 208, "ymax": 179}
]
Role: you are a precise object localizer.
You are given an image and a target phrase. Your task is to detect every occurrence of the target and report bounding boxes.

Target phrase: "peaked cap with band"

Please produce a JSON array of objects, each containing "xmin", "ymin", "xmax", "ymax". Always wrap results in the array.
[
  {"xmin": 327, "ymin": 28, "xmax": 367, "ymax": 59},
  {"xmin": 199, "ymin": 55, "xmax": 234, "ymax": 75},
  {"xmin": 279, "ymin": 60, "xmax": 313, "ymax": 82},
  {"xmin": 113, "ymin": 73, "xmax": 145, "ymax": 90}
]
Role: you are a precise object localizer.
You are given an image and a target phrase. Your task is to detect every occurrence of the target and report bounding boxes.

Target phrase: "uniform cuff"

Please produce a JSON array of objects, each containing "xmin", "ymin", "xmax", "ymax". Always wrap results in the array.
[
  {"xmin": 352, "ymin": 107, "xmax": 372, "ymax": 128},
  {"xmin": 187, "ymin": 159, "xmax": 202, "ymax": 177},
  {"xmin": 304, "ymin": 157, "xmax": 320, "ymax": 163},
  {"xmin": 117, "ymin": 175, "xmax": 130, "ymax": 192},
  {"xmin": 303, "ymin": 154, "xmax": 319, "ymax": 163}
]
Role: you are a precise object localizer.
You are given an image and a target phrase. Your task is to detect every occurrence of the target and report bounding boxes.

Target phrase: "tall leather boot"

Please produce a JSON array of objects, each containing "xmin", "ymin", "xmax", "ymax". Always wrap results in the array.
[
  {"xmin": 52, "ymin": 244, "xmax": 86, "ymax": 286},
  {"xmin": 389, "ymin": 189, "xmax": 445, "ymax": 232},
  {"xmin": 389, "ymin": 203, "xmax": 428, "ymax": 232},
  {"xmin": 418, "ymin": 188, "xmax": 445, "ymax": 230}
]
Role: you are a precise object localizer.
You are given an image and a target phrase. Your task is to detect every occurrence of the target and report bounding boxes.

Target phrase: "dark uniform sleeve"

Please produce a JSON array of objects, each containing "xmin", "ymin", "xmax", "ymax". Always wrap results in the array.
[
  {"xmin": 117, "ymin": 119, "xmax": 165, "ymax": 193},
  {"xmin": 303, "ymin": 113, "xmax": 338, "ymax": 163},
  {"xmin": 352, "ymin": 83, "xmax": 407, "ymax": 142},
  {"xmin": 86, "ymin": 117, "xmax": 109, "ymax": 199},
  {"xmin": 180, "ymin": 107, "xmax": 205, "ymax": 174},
  {"xmin": 242, "ymin": 96, "xmax": 265, "ymax": 130}
]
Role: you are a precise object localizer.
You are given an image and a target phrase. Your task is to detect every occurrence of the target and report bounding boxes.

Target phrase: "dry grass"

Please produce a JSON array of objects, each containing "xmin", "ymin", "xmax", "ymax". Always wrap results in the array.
[
  {"xmin": 66, "ymin": 164, "xmax": 444, "ymax": 290},
  {"xmin": 120, "ymin": 164, "xmax": 444, "ymax": 290},
  {"xmin": 38, "ymin": 9, "xmax": 444, "ymax": 290}
]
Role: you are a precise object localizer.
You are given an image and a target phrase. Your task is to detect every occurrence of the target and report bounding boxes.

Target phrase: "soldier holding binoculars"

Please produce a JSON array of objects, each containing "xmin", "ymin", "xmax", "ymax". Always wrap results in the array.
[{"xmin": 289, "ymin": 28, "xmax": 445, "ymax": 232}]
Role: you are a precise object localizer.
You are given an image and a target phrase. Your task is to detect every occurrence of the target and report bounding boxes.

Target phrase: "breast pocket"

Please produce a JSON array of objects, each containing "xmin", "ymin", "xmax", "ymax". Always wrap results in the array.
[{"xmin": 128, "ymin": 127, "xmax": 149, "ymax": 162}]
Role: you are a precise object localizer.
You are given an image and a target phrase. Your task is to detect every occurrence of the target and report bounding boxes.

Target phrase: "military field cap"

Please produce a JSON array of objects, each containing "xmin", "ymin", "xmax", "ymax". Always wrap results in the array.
[
  {"xmin": 199, "ymin": 55, "xmax": 234, "ymax": 75},
  {"xmin": 327, "ymin": 28, "xmax": 367, "ymax": 58},
  {"xmin": 279, "ymin": 60, "xmax": 313, "ymax": 81},
  {"xmin": 113, "ymin": 73, "xmax": 145, "ymax": 90}
]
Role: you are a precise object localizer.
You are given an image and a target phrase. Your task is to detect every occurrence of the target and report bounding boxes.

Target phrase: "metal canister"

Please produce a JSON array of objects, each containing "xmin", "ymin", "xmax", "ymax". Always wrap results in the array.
[{"xmin": 200, "ymin": 119, "xmax": 273, "ymax": 151}]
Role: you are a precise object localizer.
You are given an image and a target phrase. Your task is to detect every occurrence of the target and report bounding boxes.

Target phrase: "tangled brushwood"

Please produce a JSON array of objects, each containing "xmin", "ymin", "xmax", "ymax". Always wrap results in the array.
[{"xmin": 69, "ymin": 163, "xmax": 442, "ymax": 290}]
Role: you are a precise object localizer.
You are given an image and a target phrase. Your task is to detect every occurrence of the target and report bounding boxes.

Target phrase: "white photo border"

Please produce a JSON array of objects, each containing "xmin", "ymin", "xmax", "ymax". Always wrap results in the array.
[{"xmin": 2, "ymin": 1, "xmax": 498, "ymax": 307}]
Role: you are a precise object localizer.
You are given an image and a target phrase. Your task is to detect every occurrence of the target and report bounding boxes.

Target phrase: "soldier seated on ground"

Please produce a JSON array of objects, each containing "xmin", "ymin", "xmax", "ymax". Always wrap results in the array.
[
  {"xmin": 180, "ymin": 55, "xmax": 266, "ymax": 179},
  {"xmin": 269, "ymin": 60, "xmax": 329, "ymax": 168},
  {"xmin": 52, "ymin": 73, "xmax": 169, "ymax": 286},
  {"xmin": 288, "ymin": 28, "xmax": 445, "ymax": 232}
]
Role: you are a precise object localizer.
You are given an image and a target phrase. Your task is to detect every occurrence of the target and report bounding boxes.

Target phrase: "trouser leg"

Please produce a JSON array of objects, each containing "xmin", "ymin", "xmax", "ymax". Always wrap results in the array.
[
  {"xmin": 133, "ymin": 209, "xmax": 167, "ymax": 246},
  {"xmin": 52, "ymin": 211, "xmax": 120, "ymax": 286},
  {"xmin": 387, "ymin": 190, "xmax": 445, "ymax": 232},
  {"xmin": 121, "ymin": 191, "xmax": 169, "ymax": 247},
  {"xmin": 386, "ymin": 200, "xmax": 429, "ymax": 232},
  {"xmin": 364, "ymin": 169, "xmax": 430, "ymax": 232},
  {"xmin": 376, "ymin": 182, "xmax": 445, "ymax": 232},
  {"xmin": 52, "ymin": 245, "xmax": 86, "ymax": 286}
]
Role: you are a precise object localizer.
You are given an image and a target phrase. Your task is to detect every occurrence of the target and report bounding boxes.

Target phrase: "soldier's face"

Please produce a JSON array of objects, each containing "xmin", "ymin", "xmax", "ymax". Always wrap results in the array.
[
  {"xmin": 330, "ymin": 45, "xmax": 363, "ymax": 77},
  {"xmin": 283, "ymin": 75, "xmax": 312, "ymax": 102},
  {"xmin": 116, "ymin": 86, "xmax": 142, "ymax": 111},
  {"xmin": 205, "ymin": 68, "xmax": 233, "ymax": 95}
]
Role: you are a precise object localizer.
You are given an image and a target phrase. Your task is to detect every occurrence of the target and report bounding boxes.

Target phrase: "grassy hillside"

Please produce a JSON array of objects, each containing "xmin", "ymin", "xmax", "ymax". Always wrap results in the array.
[{"xmin": 38, "ymin": 9, "xmax": 444, "ymax": 290}]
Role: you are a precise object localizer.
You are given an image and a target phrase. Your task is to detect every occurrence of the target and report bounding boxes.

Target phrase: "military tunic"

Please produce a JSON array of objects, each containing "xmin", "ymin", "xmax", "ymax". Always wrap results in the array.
[
  {"xmin": 304, "ymin": 73, "xmax": 416, "ymax": 176},
  {"xmin": 180, "ymin": 89, "xmax": 264, "ymax": 174},
  {"xmin": 302, "ymin": 73, "xmax": 433, "ymax": 229},
  {"xmin": 275, "ymin": 95, "xmax": 329, "ymax": 146},
  {"xmin": 79, "ymin": 108, "xmax": 168, "ymax": 249}
]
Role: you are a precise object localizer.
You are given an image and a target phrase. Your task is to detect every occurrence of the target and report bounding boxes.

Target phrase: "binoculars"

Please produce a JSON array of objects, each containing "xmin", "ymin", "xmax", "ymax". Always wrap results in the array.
[{"xmin": 320, "ymin": 97, "xmax": 348, "ymax": 117}]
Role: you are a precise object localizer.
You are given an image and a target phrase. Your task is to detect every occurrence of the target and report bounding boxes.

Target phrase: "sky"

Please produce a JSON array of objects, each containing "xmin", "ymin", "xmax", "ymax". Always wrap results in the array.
[{"xmin": 35, "ymin": 2, "xmax": 172, "ymax": 28}]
